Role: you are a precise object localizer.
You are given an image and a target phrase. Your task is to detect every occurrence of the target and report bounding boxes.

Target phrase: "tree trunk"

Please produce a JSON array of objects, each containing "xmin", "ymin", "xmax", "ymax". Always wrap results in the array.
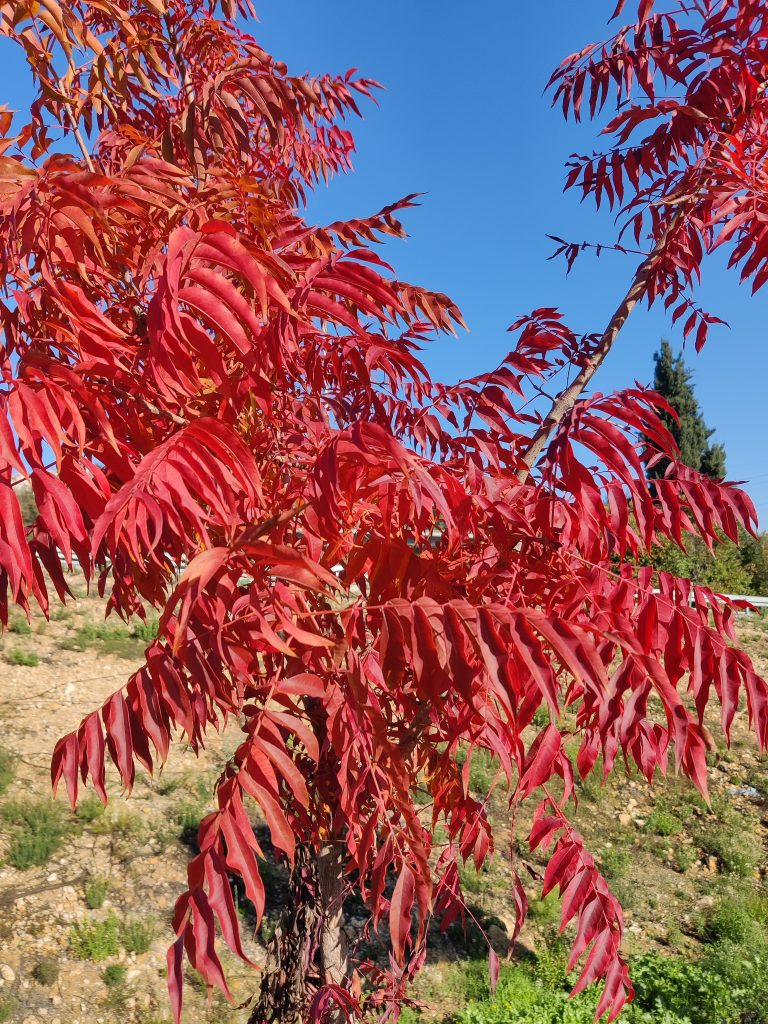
[
  {"xmin": 248, "ymin": 844, "xmax": 319, "ymax": 1024},
  {"xmin": 317, "ymin": 840, "xmax": 347, "ymax": 986},
  {"xmin": 248, "ymin": 841, "xmax": 348, "ymax": 1024}
]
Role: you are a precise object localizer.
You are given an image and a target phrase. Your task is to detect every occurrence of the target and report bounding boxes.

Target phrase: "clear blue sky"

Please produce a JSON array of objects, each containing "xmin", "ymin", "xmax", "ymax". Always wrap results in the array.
[{"xmin": 2, "ymin": 3, "xmax": 767, "ymax": 522}]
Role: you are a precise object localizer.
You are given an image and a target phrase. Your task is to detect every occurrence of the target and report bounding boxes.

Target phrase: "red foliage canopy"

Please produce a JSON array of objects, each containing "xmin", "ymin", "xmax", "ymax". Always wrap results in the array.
[{"xmin": 0, "ymin": 1, "xmax": 767, "ymax": 1021}]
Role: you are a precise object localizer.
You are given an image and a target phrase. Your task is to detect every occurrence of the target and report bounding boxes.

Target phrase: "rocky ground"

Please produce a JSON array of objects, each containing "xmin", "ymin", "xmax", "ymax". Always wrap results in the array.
[
  {"xmin": 0, "ymin": 576, "xmax": 766, "ymax": 1024},
  {"xmin": 0, "ymin": 576, "xmax": 257, "ymax": 1024}
]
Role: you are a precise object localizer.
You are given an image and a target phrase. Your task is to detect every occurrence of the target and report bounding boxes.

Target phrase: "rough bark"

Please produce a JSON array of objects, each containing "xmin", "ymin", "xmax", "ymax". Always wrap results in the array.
[
  {"xmin": 317, "ymin": 840, "xmax": 348, "ymax": 986},
  {"xmin": 247, "ymin": 840, "xmax": 348, "ymax": 1024},
  {"xmin": 248, "ymin": 844, "xmax": 319, "ymax": 1024}
]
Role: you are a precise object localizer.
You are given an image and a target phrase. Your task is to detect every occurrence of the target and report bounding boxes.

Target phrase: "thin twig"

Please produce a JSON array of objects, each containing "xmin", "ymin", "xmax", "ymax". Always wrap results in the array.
[{"xmin": 64, "ymin": 106, "xmax": 95, "ymax": 173}]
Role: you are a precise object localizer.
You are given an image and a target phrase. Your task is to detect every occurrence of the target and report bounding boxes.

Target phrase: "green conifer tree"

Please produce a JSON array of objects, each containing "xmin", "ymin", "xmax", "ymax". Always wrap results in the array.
[{"xmin": 646, "ymin": 340, "xmax": 726, "ymax": 479}]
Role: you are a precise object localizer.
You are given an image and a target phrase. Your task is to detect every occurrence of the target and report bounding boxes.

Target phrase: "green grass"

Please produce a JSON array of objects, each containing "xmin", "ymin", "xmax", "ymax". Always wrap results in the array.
[
  {"xmin": 645, "ymin": 806, "xmax": 683, "ymax": 837},
  {"xmin": 455, "ymin": 746, "xmax": 499, "ymax": 797},
  {"xmin": 31, "ymin": 959, "xmax": 59, "ymax": 986},
  {"xmin": 85, "ymin": 875, "xmax": 110, "ymax": 910},
  {"xmin": 121, "ymin": 916, "xmax": 156, "ymax": 954},
  {"xmin": 527, "ymin": 891, "xmax": 561, "ymax": 931},
  {"xmin": 4, "ymin": 647, "xmax": 39, "ymax": 667},
  {"xmin": 0, "ymin": 998, "xmax": 15, "ymax": 1023},
  {"xmin": 672, "ymin": 844, "xmax": 697, "ymax": 873},
  {"xmin": 59, "ymin": 616, "xmax": 158, "ymax": 658},
  {"xmin": 0, "ymin": 746, "xmax": 13, "ymax": 796},
  {"xmin": 75, "ymin": 794, "xmax": 106, "ymax": 824},
  {"xmin": 699, "ymin": 884, "xmax": 768, "ymax": 944},
  {"xmin": 102, "ymin": 963, "xmax": 127, "ymax": 987},
  {"xmin": 1, "ymin": 799, "xmax": 70, "ymax": 869},
  {"xmin": 70, "ymin": 912, "xmax": 121, "ymax": 961},
  {"xmin": 697, "ymin": 824, "xmax": 763, "ymax": 877},
  {"xmin": 419, "ymin": 946, "xmax": 762, "ymax": 1024},
  {"xmin": 7, "ymin": 613, "xmax": 31, "ymax": 635},
  {"xmin": 131, "ymin": 615, "xmax": 159, "ymax": 642},
  {"xmin": 600, "ymin": 845, "xmax": 632, "ymax": 880},
  {"xmin": 459, "ymin": 862, "xmax": 490, "ymax": 896},
  {"xmin": 91, "ymin": 805, "xmax": 144, "ymax": 839}
]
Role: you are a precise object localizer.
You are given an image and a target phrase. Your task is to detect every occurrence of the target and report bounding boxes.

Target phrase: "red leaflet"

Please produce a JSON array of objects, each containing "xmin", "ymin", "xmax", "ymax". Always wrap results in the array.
[
  {"xmin": 519, "ymin": 725, "xmax": 562, "ymax": 799},
  {"xmin": 2, "ymin": 2, "xmax": 768, "ymax": 1022},
  {"xmin": 390, "ymin": 863, "xmax": 416, "ymax": 965},
  {"xmin": 489, "ymin": 947, "xmax": 500, "ymax": 994}
]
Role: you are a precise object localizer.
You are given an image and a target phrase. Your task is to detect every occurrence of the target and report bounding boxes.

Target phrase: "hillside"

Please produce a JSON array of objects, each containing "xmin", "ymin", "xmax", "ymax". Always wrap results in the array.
[{"xmin": 0, "ymin": 578, "xmax": 766, "ymax": 1024}]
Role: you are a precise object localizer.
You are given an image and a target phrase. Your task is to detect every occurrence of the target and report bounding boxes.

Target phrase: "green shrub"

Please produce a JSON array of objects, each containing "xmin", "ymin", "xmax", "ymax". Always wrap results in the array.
[
  {"xmin": 450, "ymin": 947, "xmax": 767, "ymax": 1024},
  {"xmin": 0, "ymin": 747, "xmax": 13, "ymax": 796},
  {"xmin": 75, "ymin": 794, "xmax": 106, "ymax": 824},
  {"xmin": 85, "ymin": 875, "xmax": 110, "ymax": 910},
  {"xmin": 459, "ymin": 862, "xmax": 490, "ymax": 896},
  {"xmin": 8, "ymin": 614, "xmax": 31, "ymax": 635},
  {"xmin": 92, "ymin": 806, "xmax": 144, "ymax": 839},
  {"xmin": 60, "ymin": 620, "xmax": 128, "ymax": 652},
  {"xmin": 600, "ymin": 846, "xmax": 632, "ymax": 880},
  {"xmin": 102, "ymin": 963, "xmax": 127, "ymax": 987},
  {"xmin": 5, "ymin": 647, "xmax": 38, "ymax": 667},
  {"xmin": 131, "ymin": 615, "xmax": 159, "ymax": 642},
  {"xmin": 672, "ymin": 845, "xmax": 697, "ymax": 874},
  {"xmin": 60, "ymin": 616, "xmax": 158, "ymax": 657},
  {"xmin": 528, "ymin": 891, "xmax": 561, "ymax": 932},
  {"xmin": 175, "ymin": 799, "xmax": 205, "ymax": 831},
  {"xmin": 70, "ymin": 913, "xmax": 121, "ymax": 961},
  {"xmin": 628, "ymin": 951, "xmax": 738, "ymax": 1024},
  {"xmin": 697, "ymin": 826, "xmax": 763, "ymax": 877},
  {"xmin": 700, "ymin": 939, "xmax": 768, "ymax": 1024},
  {"xmin": 699, "ymin": 884, "xmax": 768, "ymax": 944},
  {"xmin": 1, "ymin": 799, "xmax": 69, "ymax": 869},
  {"xmin": 32, "ymin": 959, "xmax": 59, "ymax": 986},
  {"xmin": 646, "ymin": 807, "xmax": 683, "ymax": 837},
  {"xmin": 122, "ymin": 916, "xmax": 155, "ymax": 954},
  {"xmin": 0, "ymin": 998, "xmax": 15, "ymax": 1023}
]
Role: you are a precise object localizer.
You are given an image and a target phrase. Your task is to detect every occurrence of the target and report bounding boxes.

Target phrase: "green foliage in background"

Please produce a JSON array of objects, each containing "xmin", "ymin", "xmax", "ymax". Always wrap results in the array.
[
  {"xmin": 645, "ymin": 530, "xmax": 768, "ymax": 596},
  {"xmin": 405, "ymin": 881, "xmax": 768, "ymax": 1024},
  {"xmin": 638, "ymin": 341, "xmax": 768, "ymax": 595}
]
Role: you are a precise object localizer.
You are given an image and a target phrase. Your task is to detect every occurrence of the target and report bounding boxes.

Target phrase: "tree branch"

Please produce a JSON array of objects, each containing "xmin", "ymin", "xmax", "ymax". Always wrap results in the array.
[
  {"xmin": 518, "ymin": 209, "xmax": 685, "ymax": 480},
  {"xmin": 64, "ymin": 106, "xmax": 95, "ymax": 173}
]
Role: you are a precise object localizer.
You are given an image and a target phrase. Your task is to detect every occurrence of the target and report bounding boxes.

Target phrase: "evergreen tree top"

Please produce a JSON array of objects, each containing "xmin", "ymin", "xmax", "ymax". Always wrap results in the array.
[{"xmin": 647, "ymin": 340, "xmax": 726, "ymax": 479}]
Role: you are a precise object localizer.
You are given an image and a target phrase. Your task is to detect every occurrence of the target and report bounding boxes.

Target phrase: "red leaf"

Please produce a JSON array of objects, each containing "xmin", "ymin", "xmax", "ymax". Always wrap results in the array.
[{"xmin": 390, "ymin": 863, "xmax": 415, "ymax": 964}]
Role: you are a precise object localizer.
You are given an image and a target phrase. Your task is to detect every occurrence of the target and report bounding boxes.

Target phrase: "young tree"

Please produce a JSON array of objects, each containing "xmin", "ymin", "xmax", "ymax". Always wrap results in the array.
[
  {"xmin": 645, "ymin": 340, "xmax": 726, "ymax": 479},
  {"xmin": 0, "ymin": 3, "xmax": 767, "ymax": 1023}
]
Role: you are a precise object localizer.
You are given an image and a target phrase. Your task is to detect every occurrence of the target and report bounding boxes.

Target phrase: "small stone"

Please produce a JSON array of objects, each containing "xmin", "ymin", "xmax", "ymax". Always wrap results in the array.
[
  {"xmin": 51, "ymin": 996, "xmax": 62, "ymax": 1007},
  {"xmin": 618, "ymin": 813, "xmax": 632, "ymax": 826},
  {"xmin": 46, "ymin": 873, "xmax": 58, "ymax": 882},
  {"xmin": 0, "ymin": 965, "xmax": 15, "ymax": 983},
  {"xmin": 22, "ymin": 1016, "xmax": 41, "ymax": 1024},
  {"xmin": 707, "ymin": 855, "xmax": 719, "ymax": 873}
]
